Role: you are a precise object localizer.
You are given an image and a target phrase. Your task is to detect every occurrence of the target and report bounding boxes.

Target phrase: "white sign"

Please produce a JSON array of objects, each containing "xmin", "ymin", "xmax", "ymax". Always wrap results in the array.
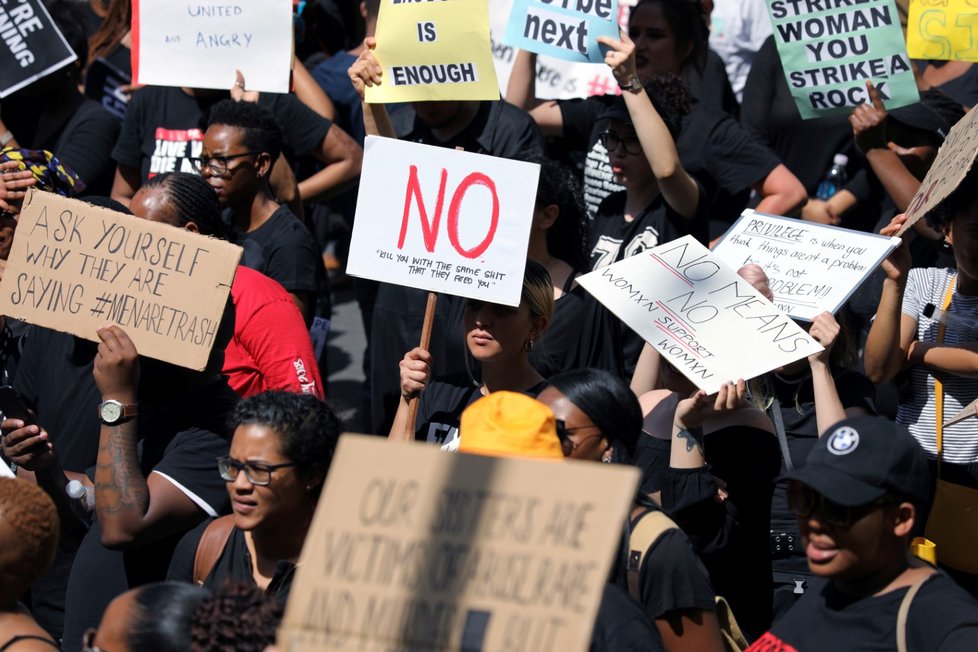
[
  {"xmin": 348, "ymin": 136, "xmax": 539, "ymax": 307},
  {"xmin": 577, "ymin": 235, "xmax": 823, "ymax": 394},
  {"xmin": 132, "ymin": 0, "xmax": 293, "ymax": 94},
  {"xmin": 712, "ymin": 210, "xmax": 901, "ymax": 321}
]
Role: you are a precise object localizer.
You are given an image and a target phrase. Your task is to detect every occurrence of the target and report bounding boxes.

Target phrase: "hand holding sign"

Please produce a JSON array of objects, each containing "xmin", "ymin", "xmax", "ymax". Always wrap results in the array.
[
  {"xmin": 850, "ymin": 80, "xmax": 889, "ymax": 152},
  {"xmin": 806, "ymin": 311, "xmax": 841, "ymax": 367},
  {"xmin": 93, "ymin": 324, "xmax": 140, "ymax": 402},
  {"xmin": 230, "ymin": 70, "xmax": 259, "ymax": 104},
  {"xmin": 347, "ymin": 37, "xmax": 383, "ymax": 99},
  {"xmin": 399, "ymin": 346, "xmax": 433, "ymax": 400},
  {"xmin": 0, "ymin": 162, "xmax": 36, "ymax": 215},
  {"xmin": 675, "ymin": 379, "xmax": 748, "ymax": 431},
  {"xmin": 878, "ymin": 213, "xmax": 913, "ymax": 282}
]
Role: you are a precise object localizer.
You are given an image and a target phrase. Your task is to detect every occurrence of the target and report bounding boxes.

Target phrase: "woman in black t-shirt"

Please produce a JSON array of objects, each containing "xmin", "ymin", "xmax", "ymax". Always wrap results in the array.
[
  {"xmin": 390, "ymin": 261, "xmax": 554, "ymax": 449},
  {"xmin": 167, "ymin": 392, "xmax": 342, "ymax": 603},
  {"xmin": 538, "ymin": 369, "xmax": 724, "ymax": 652}
]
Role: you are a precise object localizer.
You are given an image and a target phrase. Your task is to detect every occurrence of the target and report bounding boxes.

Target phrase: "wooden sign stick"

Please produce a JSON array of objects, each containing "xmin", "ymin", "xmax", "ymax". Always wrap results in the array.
[{"xmin": 403, "ymin": 291, "xmax": 438, "ymax": 440}]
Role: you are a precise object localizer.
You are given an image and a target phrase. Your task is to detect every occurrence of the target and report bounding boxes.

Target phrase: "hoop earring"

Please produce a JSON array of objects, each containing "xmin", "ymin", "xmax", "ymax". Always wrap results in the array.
[{"xmin": 524, "ymin": 338, "xmax": 535, "ymax": 352}]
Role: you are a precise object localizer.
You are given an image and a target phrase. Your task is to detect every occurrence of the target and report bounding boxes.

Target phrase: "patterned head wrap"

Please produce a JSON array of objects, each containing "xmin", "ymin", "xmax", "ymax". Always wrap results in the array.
[{"xmin": 0, "ymin": 147, "xmax": 85, "ymax": 197}]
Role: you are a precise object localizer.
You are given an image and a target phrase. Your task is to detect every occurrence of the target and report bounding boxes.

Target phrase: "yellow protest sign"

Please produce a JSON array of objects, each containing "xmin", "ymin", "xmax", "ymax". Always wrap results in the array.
[
  {"xmin": 366, "ymin": 0, "xmax": 500, "ymax": 103},
  {"xmin": 907, "ymin": 0, "xmax": 978, "ymax": 61}
]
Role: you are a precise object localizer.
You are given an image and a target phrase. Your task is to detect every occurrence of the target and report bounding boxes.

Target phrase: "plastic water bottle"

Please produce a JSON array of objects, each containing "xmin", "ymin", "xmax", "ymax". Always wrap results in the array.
[{"xmin": 816, "ymin": 154, "xmax": 848, "ymax": 200}]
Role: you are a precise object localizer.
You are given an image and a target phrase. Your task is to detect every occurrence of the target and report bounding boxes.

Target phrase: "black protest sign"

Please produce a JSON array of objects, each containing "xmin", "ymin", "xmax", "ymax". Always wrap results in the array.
[{"xmin": 0, "ymin": 0, "xmax": 76, "ymax": 98}]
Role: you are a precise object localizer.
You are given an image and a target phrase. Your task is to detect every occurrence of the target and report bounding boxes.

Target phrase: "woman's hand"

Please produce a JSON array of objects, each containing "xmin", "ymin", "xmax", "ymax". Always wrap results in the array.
[
  {"xmin": 879, "ymin": 213, "xmax": 912, "ymax": 282},
  {"xmin": 596, "ymin": 30, "xmax": 639, "ymax": 88},
  {"xmin": 399, "ymin": 347, "xmax": 432, "ymax": 399},
  {"xmin": 807, "ymin": 311, "xmax": 840, "ymax": 368},
  {"xmin": 850, "ymin": 80, "xmax": 888, "ymax": 152},
  {"xmin": 0, "ymin": 161, "xmax": 37, "ymax": 215},
  {"xmin": 348, "ymin": 37, "xmax": 382, "ymax": 100},
  {"xmin": 674, "ymin": 380, "xmax": 746, "ymax": 429},
  {"xmin": 231, "ymin": 69, "xmax": 260, "ymax": 103}
]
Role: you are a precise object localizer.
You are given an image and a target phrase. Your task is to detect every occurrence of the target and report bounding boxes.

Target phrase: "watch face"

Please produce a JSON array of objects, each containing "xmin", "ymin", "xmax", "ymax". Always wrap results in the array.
[{"xmin": 101, "ymin": 401, "xmax": 122, "ymax": 423}]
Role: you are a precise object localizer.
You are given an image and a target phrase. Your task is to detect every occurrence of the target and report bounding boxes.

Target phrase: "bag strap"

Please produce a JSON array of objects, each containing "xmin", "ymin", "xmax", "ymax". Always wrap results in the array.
[
  {"xmin": 625, "ymin": 508, "xmax": 678, "ymax": 601},
  {"xmin": 934, "ymin": 275, "xmax": 955, "ymax": 477},
  {"xmin": 896, "ymin": 572, "xmax": 932, "ymax": 652},
  {"xmin": 193, "ymin": 515, "xmax": 235, "ymax": 586},
  {"xmin": 769, "ymin": 396, "xmax": 794, "ymax": 472}
]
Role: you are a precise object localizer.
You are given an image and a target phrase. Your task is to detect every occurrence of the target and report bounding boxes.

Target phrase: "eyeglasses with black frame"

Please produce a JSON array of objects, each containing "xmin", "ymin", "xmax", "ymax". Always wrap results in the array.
[
  {"xmin": 555, "ymin": 419, "xmax": 604, "ymax": 457},
  {"xmin": 217, "ymin": 456, "xmax": 298, "ymax": 486},
  {"xmin": 189, "ymin": 150, "xmax": 262, "ymax": 176},
  {"xmin": 82, "ymin": 628, "xmax": 105, "ymax": 652},
  {"xmin": 787, "ymin": 483, "xmax": 895, "ymax": 528},
  {"xmin": 598, "ymin": 130, "xmax": 643, "ymax": 156}
]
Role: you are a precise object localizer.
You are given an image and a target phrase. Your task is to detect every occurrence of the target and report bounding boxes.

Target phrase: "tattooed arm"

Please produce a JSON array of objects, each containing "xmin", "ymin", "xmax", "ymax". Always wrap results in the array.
[
  {"xmin": 93, "ymin": 325, "xmax": 206, "ymax": 549},
  {"xmin": 670, "ymin": 381, "xmax": 747, "ymax": 469}
]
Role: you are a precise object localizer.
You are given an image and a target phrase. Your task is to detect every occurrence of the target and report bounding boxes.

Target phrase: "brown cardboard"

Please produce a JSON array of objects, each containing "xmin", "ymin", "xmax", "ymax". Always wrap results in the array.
[
  {"xmin": 279, "ymin": 435, "xmax": 640, "ymax": 652},
  {"xmin": 899, "ymin": 103, "xmax": 978, "ymax": 236},
  {"xmin": 0, "ymin": 190, "xmax": 242, "ymax": 370}
]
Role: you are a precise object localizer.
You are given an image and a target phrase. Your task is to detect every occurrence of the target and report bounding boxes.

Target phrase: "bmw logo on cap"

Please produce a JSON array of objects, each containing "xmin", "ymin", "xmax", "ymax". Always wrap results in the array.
[{"xmin": 828, "ymin": 426, "xmax": 860, "ymax": 455}]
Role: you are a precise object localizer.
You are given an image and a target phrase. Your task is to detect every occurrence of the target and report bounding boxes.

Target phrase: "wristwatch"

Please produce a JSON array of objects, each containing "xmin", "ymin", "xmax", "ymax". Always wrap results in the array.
[
  {"xmin": 98, "ymin": 400, "xmax": 138, "ymax": 425},
  {"xmin": 0, "ymin": 131, "xmax": 13, "ymax": 147},
  {"xmin": 619, "ymin": 76, "xmax": 642, "ymax": 92}
]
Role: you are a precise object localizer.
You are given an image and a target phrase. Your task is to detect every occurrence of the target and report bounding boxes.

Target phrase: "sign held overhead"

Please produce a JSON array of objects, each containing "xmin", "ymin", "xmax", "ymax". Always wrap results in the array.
[
  {"xmin": 132, "ymin": 0, "xmax": 293, "ymax": 94},
  {"xmin": 0, "ymin": 190, "xmax": 242, "ymax": 370},
  {"xmin": 0, "ymin": 0, "xmax": 77, "ymax": 98},
  {"xmin": 348, "ymin": 136, "xmax": 539, "ymax": 307}
]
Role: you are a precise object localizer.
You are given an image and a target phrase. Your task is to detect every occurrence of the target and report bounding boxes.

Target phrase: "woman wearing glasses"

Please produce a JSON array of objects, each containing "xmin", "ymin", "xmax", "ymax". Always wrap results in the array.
[
  {"xmin": 536, "ymin": 370, "xmax": 726, "ymax": 652},
  {"xmin": 167, "ymin": 391, "xmax": 342, "ymax": 602}
]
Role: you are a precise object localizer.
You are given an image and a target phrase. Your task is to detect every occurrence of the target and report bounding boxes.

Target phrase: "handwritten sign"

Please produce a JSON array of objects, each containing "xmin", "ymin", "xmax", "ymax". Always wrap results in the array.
[
  {"xmin": 900, "ymin": 103, "xmax": 978, "ymax": 235},
  {"xmin": 577, "ymin": 235, "xmax": 823, "ymax": 393},
  {"xmin": 712, "ymin": 211, "xmax": 901, "ymax": 321},
  {"xmin": 348, "ymin": 136, "xmax": 539, "ymax": 307},
  {"xmin": 0, "ymin": 0, "xmax": 76, "ymax": 98},
  {"xmin": 503, "ymin": 0, "xmax": 619, "ymax": 64},
  {"xmin": 367, "ymin": 0, "xmax": 500, "ymax": 102},
  {"xmin": 279, "ymin": 435, "xmax": 639, "ymax": 652},
  {"xmin": 132, "ymin": 0, "xmax": 293, "ymax": 94},
  {"xmin": 0, "ymin": 190, "xmax": 242, "ymax": 370},
  {"xmin": 490, "ymin": 0, "xmax": 627, "ymax": 99},
  {"xmin": 908, "ymin": 0, "xmax": 978, "ymax": 61},
  {"xmin": 766, "ymin": 0, "xmax": 919, "ymax": 118}
]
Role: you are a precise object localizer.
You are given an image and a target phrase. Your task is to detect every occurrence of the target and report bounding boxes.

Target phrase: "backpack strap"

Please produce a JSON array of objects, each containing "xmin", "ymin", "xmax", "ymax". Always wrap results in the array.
[
  {"xmin": 626, "ymin": 508, "xmax": 678, "ymax": 601},
  {"xmin": 896, "ymin": 572, "xmax": 932, "ymax": 652},
  {"xmin": 192, "ymin": 515, "xmax": 235, "ymax": 586}
]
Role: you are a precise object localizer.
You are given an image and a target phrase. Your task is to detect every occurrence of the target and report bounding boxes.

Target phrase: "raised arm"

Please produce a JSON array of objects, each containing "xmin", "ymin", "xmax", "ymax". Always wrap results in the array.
[
  {"xmin": 598, "ymin": 32, "xmax": 700, "ymax": 219},
  {"xmin": 92, "ymin": 326, "xmax": 205, "ymax": 549},
  {"xmin": 864, "ymin": 214, "xmax": 917, "ymax": 383},
  {"xmin": 388, "ymin": 347, "xmax": 432, "ymax": 442}
]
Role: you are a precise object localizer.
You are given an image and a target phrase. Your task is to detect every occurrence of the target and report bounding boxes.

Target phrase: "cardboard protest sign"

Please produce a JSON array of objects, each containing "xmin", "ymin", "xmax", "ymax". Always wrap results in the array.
[
  {"xmin": 348, "ymin": 136, "xmax": 539, "ymax": 307},
  {"xmin": 907, "ymin": 0, "xmax": 978, "ymax": 62},
  {"xmin": 279, "ymin": 435, "xmax": 639, "ymax": 652},
  {"xmin": 132, "ymin": 0, "xmax": 293, "ymax": 94},
  {"xmin": 577, "ymin": 235, "xmax": 823, "ymax": 393},
  {"xmin": 0, "ymin": 0, "xmax": 76, "ymax": 98},
  {"xmin": 899, "ymin": 103, "xmax": 978, "ymax": 235},
  {"xmin": 503, "ymin": 0, "xmax": 619, "ymax": 64},
  {"xmin": 367, "ymin": 0, "xmax": 500, "ymax": 102},
  {"xmin": 712, "ymin": 210, "xmax": 901, "ymax": 321},
  {"xmin": 0, "ymin": 190, "xmax": 242, "ymax": 370},
  {"xmin": 766, "ymin": 0, "xmax": 919, "ymax": 118}
]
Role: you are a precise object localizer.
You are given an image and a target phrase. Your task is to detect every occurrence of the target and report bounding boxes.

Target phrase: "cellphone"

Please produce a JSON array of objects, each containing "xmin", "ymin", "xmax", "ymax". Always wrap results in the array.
[{"xmin": 0, "ymin": 386, "xmax": 36, "ymax": 426}]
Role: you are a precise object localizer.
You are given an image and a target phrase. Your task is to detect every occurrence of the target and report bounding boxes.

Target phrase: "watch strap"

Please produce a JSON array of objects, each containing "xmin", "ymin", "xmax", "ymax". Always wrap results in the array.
[{"xmin": 619, "ymin": 76, "xmax": 642, "ymax": 92}]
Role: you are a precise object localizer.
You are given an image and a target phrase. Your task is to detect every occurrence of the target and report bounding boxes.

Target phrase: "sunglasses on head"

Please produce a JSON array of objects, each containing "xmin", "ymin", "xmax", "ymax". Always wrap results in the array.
[{"xmin": 787, "ymin": 483, "xmax": 894, "ymax": 527}]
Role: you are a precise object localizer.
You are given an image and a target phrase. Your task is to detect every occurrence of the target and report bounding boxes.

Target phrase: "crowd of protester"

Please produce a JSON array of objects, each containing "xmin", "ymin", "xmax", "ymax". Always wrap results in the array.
[{"xmin": 1, "ymin": 0, "xmax": 978, "ymax": 649}]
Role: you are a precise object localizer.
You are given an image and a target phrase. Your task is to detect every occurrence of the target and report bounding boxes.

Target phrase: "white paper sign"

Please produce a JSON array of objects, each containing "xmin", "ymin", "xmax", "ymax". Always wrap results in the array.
[
  {"xmin": 348, "ymin": 136, "xmax": 539, "ymax": 307},
  {"xmin": 132, "ymin": 0, "xmax": 293, "ymax": 93},
  {"xmin": 577, "ymin": 235, "xmax": 823, "ymax": 393},
  {"xmin": 712, "ymin": 210, "xmax": 901, "ymax": 321},
  {"xmin": 0, "ymin": 458, "xmax": 14, "ymax": 478}
]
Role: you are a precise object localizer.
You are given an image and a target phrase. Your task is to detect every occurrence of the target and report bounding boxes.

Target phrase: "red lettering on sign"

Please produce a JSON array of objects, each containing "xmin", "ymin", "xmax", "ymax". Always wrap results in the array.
[
  {"xmin": 447, "ymin": 172, "xmax": 499, "ymax": 259},
  {"xmin": 398, "ymin": 165, "xmax": 448, "ymax": 252},
  {"xmin": 398, "ymin": 167, "xmax": 500, "ymax": 259}
]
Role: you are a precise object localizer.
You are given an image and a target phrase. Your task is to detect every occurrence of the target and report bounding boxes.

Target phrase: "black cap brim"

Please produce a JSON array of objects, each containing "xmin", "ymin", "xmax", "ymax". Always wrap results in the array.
[
  {"xmin": 599, "ymin": 102, "xmax": 632, "ymax": 126},
  {"xmin": 780, "ymin": 463, "xmax": 886, "ymax": 507}
]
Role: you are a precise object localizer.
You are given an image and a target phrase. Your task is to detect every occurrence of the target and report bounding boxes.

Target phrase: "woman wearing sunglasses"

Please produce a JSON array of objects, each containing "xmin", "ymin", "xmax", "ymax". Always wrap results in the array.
[
  {"xmin": 536, "ymin": 369, "xmax": 726, "ymax": 652},
  {"xmin": 167, "ymin": 391, "xmax": 342, "ymax": 602}
]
